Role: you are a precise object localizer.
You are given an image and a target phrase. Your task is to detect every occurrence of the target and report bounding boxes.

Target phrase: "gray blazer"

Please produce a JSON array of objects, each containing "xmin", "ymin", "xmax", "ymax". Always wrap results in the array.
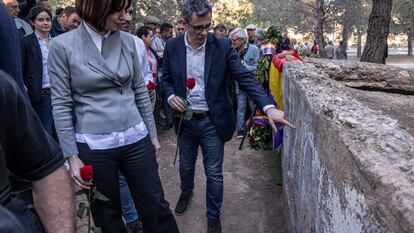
[{"xmin": 48, "ymin": 22, "xmax": 157, "ymax": 157}]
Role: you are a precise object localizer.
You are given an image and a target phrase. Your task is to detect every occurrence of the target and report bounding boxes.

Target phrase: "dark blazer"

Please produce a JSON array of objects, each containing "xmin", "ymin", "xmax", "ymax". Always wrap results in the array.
[
  {"xmin": 162, "ymin": 33, "xmax": 272, "ymax": 142},
  {"xmin": 0, "ymin": 3, "xmax": 27, "ymax": 97},
  {"xmin": 20, "ymin": 32, "xmax": 43, "ymax": 105}
]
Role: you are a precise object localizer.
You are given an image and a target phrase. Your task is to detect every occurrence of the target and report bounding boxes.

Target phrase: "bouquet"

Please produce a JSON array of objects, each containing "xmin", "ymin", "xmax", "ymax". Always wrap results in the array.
[{"xmin": 247, "ymin": 112, "xmax": 274, "ymax": 151}]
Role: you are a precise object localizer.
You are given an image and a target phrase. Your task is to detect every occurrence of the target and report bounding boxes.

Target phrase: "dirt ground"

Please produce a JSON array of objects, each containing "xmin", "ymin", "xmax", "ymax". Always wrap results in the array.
[
  {"xmin": 75, "ymin": 129, "xmax": 288, "ymax": 233},
  {"xmin": 158, "ymin": 130, "xmax": 288, "ymax": 233}
]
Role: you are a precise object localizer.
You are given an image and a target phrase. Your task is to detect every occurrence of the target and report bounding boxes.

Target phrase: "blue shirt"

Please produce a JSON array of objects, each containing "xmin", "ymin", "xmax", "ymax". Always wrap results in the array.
[{"xmin": 35, "ymin": 32, "xmax": 51, "ymax": 88}]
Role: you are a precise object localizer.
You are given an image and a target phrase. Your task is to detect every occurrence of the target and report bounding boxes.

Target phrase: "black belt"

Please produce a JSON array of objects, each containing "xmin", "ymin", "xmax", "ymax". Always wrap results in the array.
[
  {"xmin": 41, "ymin": 88, "xmax": 51, "ymax": 96},
  {"xmin": 191, "ymin": 111, "xmax": 210, "ymax": 120}
]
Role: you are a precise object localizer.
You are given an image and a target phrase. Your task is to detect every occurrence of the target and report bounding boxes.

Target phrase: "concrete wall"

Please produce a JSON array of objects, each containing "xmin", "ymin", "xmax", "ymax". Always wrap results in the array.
[{"xmin": 281, "ymin": 59, "xmax": 414, "ymax": 233}]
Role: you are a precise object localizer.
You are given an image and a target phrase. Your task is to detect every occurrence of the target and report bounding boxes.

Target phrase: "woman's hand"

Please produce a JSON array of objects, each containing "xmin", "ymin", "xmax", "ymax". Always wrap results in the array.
[
  {"xmin": 151, "ymin": 137, "xmax": 161, "ymax": 156},
  {"xmin": 67, "ymin": 156, "xmax": 91, "ymax": 189}
]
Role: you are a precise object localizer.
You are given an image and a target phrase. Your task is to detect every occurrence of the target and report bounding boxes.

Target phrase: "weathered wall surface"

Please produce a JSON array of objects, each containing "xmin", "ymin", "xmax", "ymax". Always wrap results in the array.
[{"xmin": 282, "ymin": 59, "xmax": 414, "ymax": 233}]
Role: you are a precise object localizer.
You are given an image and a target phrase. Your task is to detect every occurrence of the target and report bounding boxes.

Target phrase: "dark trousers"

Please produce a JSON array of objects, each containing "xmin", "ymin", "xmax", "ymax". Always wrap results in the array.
[
  {"xmin": 77, "ymin": 137, "xmax": 179, "ymax": 233},
  {"xmin": 32, "ymin": 94, "xmax": 53, "ymax": 135}
]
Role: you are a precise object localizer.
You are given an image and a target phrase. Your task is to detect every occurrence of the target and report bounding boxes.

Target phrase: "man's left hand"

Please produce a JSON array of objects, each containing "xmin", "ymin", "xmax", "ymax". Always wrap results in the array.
[{"xmin": 265, "ymin": 108, "xmax": 295, "ymax": 132}]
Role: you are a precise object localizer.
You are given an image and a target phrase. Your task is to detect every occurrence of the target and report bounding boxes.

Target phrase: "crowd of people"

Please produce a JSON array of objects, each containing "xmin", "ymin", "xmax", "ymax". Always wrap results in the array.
[
  {"xmin": 0, "ymin": 0, "xmax": 295, "ymax": 233},
  {"xmin": 292, "ymin": 39, "xmax": 348, "ymax": 60}
]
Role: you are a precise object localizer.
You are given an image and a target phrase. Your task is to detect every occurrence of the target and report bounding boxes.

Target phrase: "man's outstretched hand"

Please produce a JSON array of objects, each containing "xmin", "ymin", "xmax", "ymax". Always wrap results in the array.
[{"xmin": 265, "ymin": 108, "xmax": 296, "ymax": 132}]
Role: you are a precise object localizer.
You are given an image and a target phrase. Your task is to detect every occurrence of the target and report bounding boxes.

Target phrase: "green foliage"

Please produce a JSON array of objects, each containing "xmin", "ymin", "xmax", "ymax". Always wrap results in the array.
[
  {"xmin": 248, "ymin": 125, "xmax": 273, "ymax": 151},
  {"xmin": 50, "ymin": 0, "xmax": 75, "ymax": 9},
  {"xmin": 92, "ymin": 188, "xmax": 110, "ymax": 202},
  {"xmin": 255, "ymin": 26, "xmax": 281, "ymax": 88},
  {"xmin": 263, "ymin": 26, "xmax": 281, "ymax": 46}
]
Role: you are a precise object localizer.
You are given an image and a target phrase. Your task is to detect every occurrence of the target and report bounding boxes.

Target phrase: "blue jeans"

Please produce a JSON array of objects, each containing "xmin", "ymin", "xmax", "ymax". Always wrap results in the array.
[
  {"xmin": 235, "ymin": 83, "xmax": 255, "ymax": 131},
  {"xmin": 4, "ymin": 197, "xmax": 45, "ymax": 233},
  {"xmin": 119, "ymin": 173, "xmax": 139, "ymax": 224},
  {"xmin": 179, "ymin": 117, "xmax": 225, "ymax": 220},
  {"xmin": 32, "ymin": 94, "xmax": 53, "ymax": 135}
]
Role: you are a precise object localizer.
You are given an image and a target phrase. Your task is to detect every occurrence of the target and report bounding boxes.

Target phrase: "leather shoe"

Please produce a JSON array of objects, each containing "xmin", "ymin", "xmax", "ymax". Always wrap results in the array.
[
  {"xmin": 207, "ymin": 218, "xmax": 222, "ymax": 233},
  {"xmin": 174, "ymin": 193, "xmax": 192, "ymax": 216}
]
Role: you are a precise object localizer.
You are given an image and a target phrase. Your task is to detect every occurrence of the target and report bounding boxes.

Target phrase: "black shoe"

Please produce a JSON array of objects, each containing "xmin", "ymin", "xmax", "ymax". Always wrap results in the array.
[
  {"xmin": 236, "ymin": 130, "xmax": 244, "ymax": 139},
  {"xmin": 175, "ymin": 194, "xmax": 192, "ymax": 216},
  {"xmin": 207, "ymin": 218, "xmax": 222, "ymax": 233},
  {"xmin": 126, "ymin": 220, "xmax": 143, "ymax": 233}
]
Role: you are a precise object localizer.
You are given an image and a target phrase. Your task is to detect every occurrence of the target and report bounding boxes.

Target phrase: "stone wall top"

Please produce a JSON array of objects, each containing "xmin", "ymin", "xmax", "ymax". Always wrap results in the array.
[{"xmin": 283, "ymin": 59, "xmax": 414, "ymax": 227}]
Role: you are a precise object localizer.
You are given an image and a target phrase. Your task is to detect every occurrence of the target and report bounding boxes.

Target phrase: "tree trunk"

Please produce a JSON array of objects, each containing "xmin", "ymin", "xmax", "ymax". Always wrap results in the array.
[
  {"xmin": 409, "ymin": 33, "xmax": 413, "ymax": 56},
  {"xmin": 361, "ymin": 0, "xmax": 393, "ymax": 64},
  {"xmin": 340, "ymin": 0, "xmax": 353, "ymax": 58},
  {"xmin": 315, "ymin": 0, "xmax": 327, "ymax": 58},
  {"xmin": 357, "ymin": 28, "xmax": 363, "ymax": 57}
]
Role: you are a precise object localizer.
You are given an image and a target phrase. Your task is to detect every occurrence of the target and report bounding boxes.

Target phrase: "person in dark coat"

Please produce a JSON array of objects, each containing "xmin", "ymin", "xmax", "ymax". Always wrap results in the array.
[
  {"xmin": 21, "ymin": 6, "xmax": 54, "ymax": 134},
  {"xmin": 0, "ymin": 2, "xmax": 27, "ymax": 96}
]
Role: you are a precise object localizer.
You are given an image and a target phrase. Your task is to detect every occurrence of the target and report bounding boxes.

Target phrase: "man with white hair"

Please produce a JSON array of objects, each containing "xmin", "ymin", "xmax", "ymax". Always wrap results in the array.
[
  {"xmin": 2, "ymin": 0, "xmax": 32, "ymax": 37},
  {"xmin": 229, "ymin": 28, "xmax": 260, "ymax": 138}
]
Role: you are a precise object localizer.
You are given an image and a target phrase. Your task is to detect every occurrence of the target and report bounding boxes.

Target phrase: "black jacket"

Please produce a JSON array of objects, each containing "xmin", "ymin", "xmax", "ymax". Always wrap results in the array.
[
  {"xmin": 0, "ymin": 69, "xmax": 64, "ymax": 205},
  {"xmin": 0, "ymin": 3, "xmax": 27, "ymax": 97},
  {"xmin": 277, "ymin": 38, "xmax": 291, "ymax": 53},
  {"xmin": 20, "ymin": 33, "xmax": 44, "ymax": 105},
  {"xmin": 50, "ymin": 17, "xmax": 65, "ymax": 38}
]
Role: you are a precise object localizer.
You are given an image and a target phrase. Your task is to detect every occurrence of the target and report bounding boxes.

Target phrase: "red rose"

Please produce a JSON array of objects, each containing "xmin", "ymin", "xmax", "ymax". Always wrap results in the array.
[
  {"xmin": 80, "ymin": 165, "xmax": 93, "ymax": 182},
  {"xmin": 186, "ymin": 77, "xmax": 196, "ymax": 90},
  {"xmin": 147, "ymin": 81, "xmax": 156, "ymax": 90}
]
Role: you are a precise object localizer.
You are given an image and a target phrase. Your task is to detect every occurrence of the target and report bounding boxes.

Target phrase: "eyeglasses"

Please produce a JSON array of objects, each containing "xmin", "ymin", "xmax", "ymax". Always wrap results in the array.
[
  {"xmin": 187, "ymin": 21, "xmax": 214, "ymax": 34},
  {"xmin": 230, "ymin": 38, "xmax": 241, "ymax": 43}
]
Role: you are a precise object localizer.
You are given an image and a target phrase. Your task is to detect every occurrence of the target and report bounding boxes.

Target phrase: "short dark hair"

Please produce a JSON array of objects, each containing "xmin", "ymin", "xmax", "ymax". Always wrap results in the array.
[
  {"xmin": 55, "ymin": 7, "xmax": 64, "ymax": 16},
  {"xmin": 28, "ymin": 6, "xmax": 52, "ymax": 22},
  {"xmin": 136, "ymin": 26, "xmax": 152, "ymax": 39},
  {"xmin": 160, "ymin": 22, "xmax": 173, "ymax": 33},
  {"xmin": 181, "ymin": 0, "xmax": 212, "ymax": 23},
  {"xmin": 75, "ymin": 0, "xmax": 132, "ymax": 32},
  {"xmin": 60, "ymin": 6, "xmax": 76, "ymax": 17},
  {"xmin": 213, "ymin": 23, "xmax": 226, "ymax": 32}
]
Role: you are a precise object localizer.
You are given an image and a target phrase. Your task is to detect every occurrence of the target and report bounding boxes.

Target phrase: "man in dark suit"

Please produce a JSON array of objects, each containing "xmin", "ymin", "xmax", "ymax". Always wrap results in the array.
[
  {"xmin": 161, "ymin": 1, "xmax": 294, "ymax": 232},
  {"xmin": 0, "ymin": 2, "xmax": 27, "ymax": 96}
]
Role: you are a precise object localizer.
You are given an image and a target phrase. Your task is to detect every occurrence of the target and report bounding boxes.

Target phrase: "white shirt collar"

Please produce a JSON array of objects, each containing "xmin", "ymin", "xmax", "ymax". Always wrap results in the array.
[
  {"xmin": 84, "ymin": 22, "xmax": 111, "ymax": 53},
  {"xmin": 34, "ymin": 31, "xmax": 51, "ymax": 42},
  {"xmin": 184, "ymin": 32, "xmax": 207, "ymax": 51}
]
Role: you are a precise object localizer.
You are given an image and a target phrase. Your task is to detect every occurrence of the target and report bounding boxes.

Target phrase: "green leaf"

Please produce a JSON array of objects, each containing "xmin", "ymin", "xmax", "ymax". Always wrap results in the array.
[
  {"xmin": 76, "ymin": 202, "xmax": 87, "ymax": 218},
  {"xmin": 75, "ymin": 190, "xmax": 84, "ymax": 196},
  {"xmin": 91, "ymin": 226, "xmax": 102, "ymax": 233},
  {"xmin": 93, "ymin": 190, "xmax": 110, "ymax": 202},
  {"xmin": 183, "ymin": 111, "xmax": 193, "ymax": 120}
]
